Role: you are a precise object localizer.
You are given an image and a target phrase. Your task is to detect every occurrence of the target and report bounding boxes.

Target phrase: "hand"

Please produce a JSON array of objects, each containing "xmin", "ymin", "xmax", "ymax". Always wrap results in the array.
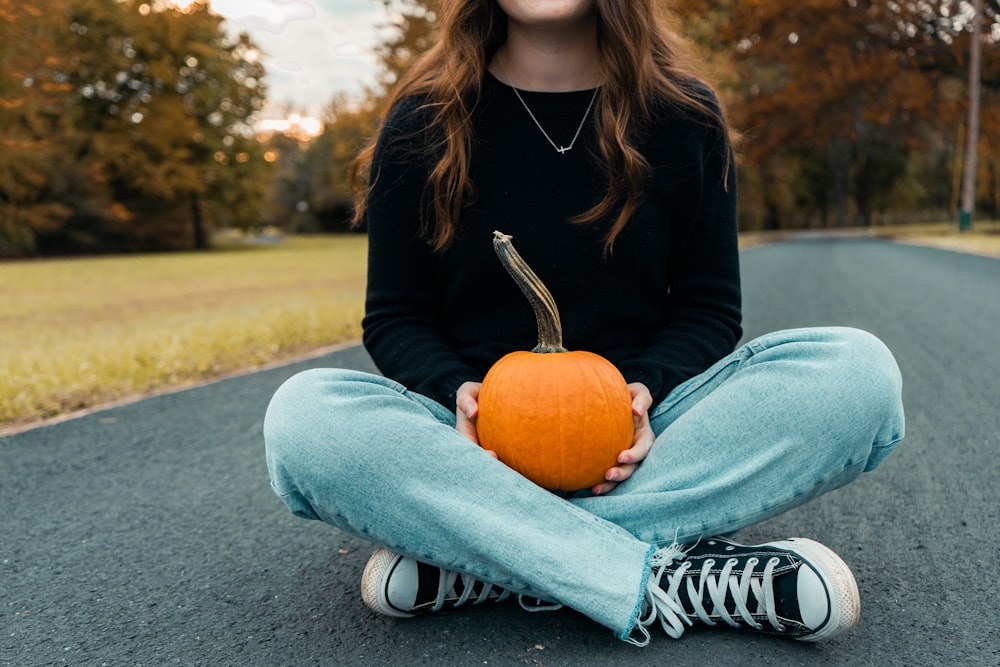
[
  {"xmin": 591, "ymin": 382, "xmax": 655, "ymax": 496},
  {"xmin": 456, "ymin": 381, "xmax": 498, "ymax": 458}
]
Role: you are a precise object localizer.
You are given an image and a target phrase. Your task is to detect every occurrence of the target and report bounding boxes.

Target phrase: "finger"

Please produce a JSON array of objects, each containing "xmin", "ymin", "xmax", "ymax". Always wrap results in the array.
[
  {"xmin": 592, "ymin": 458, "xmax": 641, "ymax": 494},
  {"xmin": 618, "ymin": 428, "xmax": 655, "ymax": 465},
  {"xmin": 628, "ymin": 383, "xmax": 654, "ymax": 416},
  {"xmin": 456, "ymin": 382, "xmax": 481, "ymax": 419},
  {"xmin": 632, "ymin": 397, "xmax": 652, "ymax": 417},
  {"xmin": 455, "ymin": 413, "xmax": 480, "ymax": 445},
  {"xmin": 458, "ymin": 398, "xmax": 479, "ymax": 419},
  {"xmin": 605, "ymin": 462, "xmax": 639, "ymax": 483},
  {"xmin": 591, "ymin": 480, "xmax": 619, "ymax": 496}
]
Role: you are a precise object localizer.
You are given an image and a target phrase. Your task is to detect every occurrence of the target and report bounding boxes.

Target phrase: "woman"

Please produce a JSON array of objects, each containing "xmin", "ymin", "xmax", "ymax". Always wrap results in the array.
[{"xmin": 264, "ymin": 0, "xmax": 905, "ymax": 646}]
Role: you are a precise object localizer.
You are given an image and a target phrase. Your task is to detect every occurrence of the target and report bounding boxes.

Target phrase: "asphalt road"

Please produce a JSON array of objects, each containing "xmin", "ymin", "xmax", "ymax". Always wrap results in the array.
[{"xmin": 2, "ymin": 238, "xmax": 998, "ymax": 666}]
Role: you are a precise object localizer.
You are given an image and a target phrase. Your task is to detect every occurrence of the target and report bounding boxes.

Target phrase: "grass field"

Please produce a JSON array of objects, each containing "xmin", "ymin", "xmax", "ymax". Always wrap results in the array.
[
  {"xmin": 1, "ymin": 223, "xmax": 997, "ymax": 433},
  {"xmin": 0, "ymin": 235, "xmax": 367, "ymax": 431}
]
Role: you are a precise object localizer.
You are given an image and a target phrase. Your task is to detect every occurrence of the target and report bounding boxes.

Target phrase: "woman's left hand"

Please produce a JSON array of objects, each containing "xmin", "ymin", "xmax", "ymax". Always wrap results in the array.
[
  {"xmin": 455, "ymin": 381, "xmax": 499, "ymax": 458},
  {"xmin": 591, "ymin": 382, "xmax": 655, "ymax": 495}
]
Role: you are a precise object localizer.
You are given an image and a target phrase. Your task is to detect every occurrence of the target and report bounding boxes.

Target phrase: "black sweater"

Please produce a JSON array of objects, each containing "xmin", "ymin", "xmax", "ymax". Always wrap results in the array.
[{"xmin": 362, "ymin": 73, "xmax": 742, "ymax": 410}]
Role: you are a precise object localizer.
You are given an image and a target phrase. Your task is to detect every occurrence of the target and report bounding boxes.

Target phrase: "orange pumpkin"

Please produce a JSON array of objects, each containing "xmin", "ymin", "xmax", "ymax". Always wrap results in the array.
[{"xmin": 476, "ymin": 231, "xmax": 634, "ymax": 491}]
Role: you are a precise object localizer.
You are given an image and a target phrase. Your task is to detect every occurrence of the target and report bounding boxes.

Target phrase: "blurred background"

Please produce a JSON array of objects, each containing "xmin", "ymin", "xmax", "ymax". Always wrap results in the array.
[
  {"xmin": 2, "ymin": 0, "xmax": 998, "ymax": 429},
  {"xmin": 2, "ymin": 0, "xmax": 998, "ymax": 257}
]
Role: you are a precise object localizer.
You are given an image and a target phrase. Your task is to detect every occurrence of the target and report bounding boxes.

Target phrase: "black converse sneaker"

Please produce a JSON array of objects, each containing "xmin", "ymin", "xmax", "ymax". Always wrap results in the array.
[
  {"xmin": 361, "ymin": 548, "xmax": 560, "ymax": 617},
  {"xmin": 630, "ymin": 537, "xmax": 860, "ymax": 645}
]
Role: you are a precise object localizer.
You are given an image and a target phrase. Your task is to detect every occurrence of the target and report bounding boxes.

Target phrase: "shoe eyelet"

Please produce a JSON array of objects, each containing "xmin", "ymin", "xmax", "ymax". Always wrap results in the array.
[
  {"xmin": 727, "ymin": 557, "xmax": 739, "ymax": 566},
  {"xmin": 747, "ymin": 557, "xmax": 759, "ymax": 567},
  {"xmin": 707, "ymin": 540, "xmax": 717, "ymax": 545},
  {"xmin": 725, "ymin": 545, "xmax": 735, "ymax": 551},
  {"xmin": 768, "ymin": 557, "xmax": 780, "ymax": 566}
]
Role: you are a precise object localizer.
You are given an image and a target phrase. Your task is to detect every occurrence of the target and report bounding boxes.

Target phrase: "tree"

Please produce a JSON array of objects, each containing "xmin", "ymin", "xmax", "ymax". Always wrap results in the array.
[
  {"xmin": 1, "ymin": 0, "xmax": 270, "ymax": 254},
  {"xmin": 301, "ymin": 95, "xmax": 379, "ymax": 232},
  {"xmin": 720, "ymin": 0, "xmax": 999, "ymax": 228},
  {"xmin": 374, "ymin": 0, "xmax": 439, "ymax": 94},
  {"xmin": 0, "ymin": 0, "xmax": 77, "ymax": 254},
  {"xmin": 287, "ymin": 0, "xmax": 437, "ymax": 233},
  {"xmin": 67, "ymin": 0, "xmax": 269, "ymax": 250}
]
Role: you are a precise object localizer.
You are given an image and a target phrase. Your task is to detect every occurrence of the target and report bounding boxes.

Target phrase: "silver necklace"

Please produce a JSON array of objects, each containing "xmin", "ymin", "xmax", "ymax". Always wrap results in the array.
[{"xmin": 498, "ymin": 58, "xmax": 600, "ymax": 155}]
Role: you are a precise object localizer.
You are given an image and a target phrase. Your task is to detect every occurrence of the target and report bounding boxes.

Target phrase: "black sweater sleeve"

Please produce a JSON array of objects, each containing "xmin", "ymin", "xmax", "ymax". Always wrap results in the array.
[
  {"xmin": 617, "ymin": 118, "xmax": 742, "ymax": 404},
  {"xmin": 360, "ymin": 100, "xmax": 480, "ymax": 409}
]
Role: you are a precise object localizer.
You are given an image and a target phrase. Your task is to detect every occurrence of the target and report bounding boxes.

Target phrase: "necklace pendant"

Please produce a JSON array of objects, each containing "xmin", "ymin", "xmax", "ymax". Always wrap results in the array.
[{"xmin": 499, "ymin": 57, "xmax": 600, "ymax": 157}]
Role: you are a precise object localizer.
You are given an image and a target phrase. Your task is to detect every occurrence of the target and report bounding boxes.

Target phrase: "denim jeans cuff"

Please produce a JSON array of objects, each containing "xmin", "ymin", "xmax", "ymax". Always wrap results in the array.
[{"xmin": 617, "ymin": 543, "xmax": 659, "ymax": 642}]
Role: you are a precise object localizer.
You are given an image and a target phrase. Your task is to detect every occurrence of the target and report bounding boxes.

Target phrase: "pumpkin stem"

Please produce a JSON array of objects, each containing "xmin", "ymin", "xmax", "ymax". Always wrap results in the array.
[{"xmin": 492, "ymin": 231, "xmax": 567, "ymax": 354}]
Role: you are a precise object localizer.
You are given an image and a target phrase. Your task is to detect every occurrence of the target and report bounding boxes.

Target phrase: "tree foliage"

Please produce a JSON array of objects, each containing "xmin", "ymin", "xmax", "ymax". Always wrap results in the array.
[
  {"xmin": 275, "ymin": 0, "xmax": 435, "ymax": 233},
  {"xmin": 6, "ymin": 0, "xmax": 999, "ymax": 253},
  {"xmin": 0, "ymin": 0, "xmax": 269, "ymax": 255},
  {"xmin": 0, "ymin": 0, "xmax": 77, "ymax": 252},
  {"xmin": 373, "ymin": 0, "xmax": 439, "ymax": 93},
  {"xmin": 717, "ymin": 0, "xmax": 1000, "ymax": 228}
]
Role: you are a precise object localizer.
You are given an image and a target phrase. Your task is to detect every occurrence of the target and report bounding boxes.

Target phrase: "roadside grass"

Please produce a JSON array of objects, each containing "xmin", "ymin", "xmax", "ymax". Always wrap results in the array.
[
  {"xmin": 739, "ymin": 220, "xmax": 1000, "ymax": 257},
  {"xmin": 0, "ymin": 235, "xmax": 367, "ymax": 431},
  {"xmin": 874, "ymin": 220, "xmax": 1000, "ymax": 257}
]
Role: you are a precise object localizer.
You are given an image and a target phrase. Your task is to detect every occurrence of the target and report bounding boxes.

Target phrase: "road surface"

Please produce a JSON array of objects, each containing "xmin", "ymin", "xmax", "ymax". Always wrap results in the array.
[{"xmin": 2, "ymin": 238, "xmax": 998, "ymax": 666}]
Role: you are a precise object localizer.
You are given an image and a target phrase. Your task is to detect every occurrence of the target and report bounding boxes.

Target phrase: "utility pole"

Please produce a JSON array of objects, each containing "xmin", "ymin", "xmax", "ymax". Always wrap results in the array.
[{"xmin": 959, "ymin": 0, "xmax": 983, "ymax": 232}]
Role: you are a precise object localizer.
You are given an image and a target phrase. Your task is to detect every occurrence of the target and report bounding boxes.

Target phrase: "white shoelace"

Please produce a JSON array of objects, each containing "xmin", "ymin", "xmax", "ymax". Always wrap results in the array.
[
  {"xmin": 430, "ymin": 571, "xmax": 512, "ymax": 612},
  {"xmin": 430, "ymin": 570, "xmax": 562, "ymax": 614},
  {"xmin": 628, "ymin": 545, "xmax": 786, "ymax": 646}
]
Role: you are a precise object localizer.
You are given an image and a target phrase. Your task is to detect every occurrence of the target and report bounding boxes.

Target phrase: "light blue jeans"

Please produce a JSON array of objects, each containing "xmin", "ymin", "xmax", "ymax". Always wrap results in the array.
[{"xmin": 263, "ymin": 327, "xmax": 904, "ymax": 641}]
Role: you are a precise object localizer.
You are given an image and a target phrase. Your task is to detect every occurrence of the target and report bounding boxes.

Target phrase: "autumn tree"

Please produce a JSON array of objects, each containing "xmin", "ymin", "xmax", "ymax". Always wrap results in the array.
[
  {"xmin": 720, "ymin": 0, "xmax": 999, "ymax": 228},
  {"xmin": 292, "ymin": 0, "xmax": 437, "ymax": 232},
  {"xmin": 63, "ymin": 0, "xmax": 269, "ymax": 250},
  {"xmin": 0, "ymin": 0, "xmax": 270, "ymax": 254},
  {"xmin": 306, "ymin": 95, "xmax": 380, "ymax": 231},
  {"xmin": 0, "ymin": 0, "xmax": 82, "ymax": 253},
  {"xmin": 373, "ymin": 0, "xmax": 439, "ymax": 93}
]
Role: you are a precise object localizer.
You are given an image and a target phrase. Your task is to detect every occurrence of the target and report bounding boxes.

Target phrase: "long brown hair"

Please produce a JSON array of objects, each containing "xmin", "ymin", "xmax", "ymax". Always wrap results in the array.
[{"xmin": 351, "ymin": 0, "xmax": 729, "ymax": 252}]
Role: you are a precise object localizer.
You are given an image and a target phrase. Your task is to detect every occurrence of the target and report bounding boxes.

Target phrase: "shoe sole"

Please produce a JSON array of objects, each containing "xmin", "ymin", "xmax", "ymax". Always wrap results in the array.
[
  {"xmin": 361, "ymin": 548, "xmax": 416, "ymax": 618},
  {"xmin": 771, "ymin": 537, "xmax": 861, "ymax": 641}
]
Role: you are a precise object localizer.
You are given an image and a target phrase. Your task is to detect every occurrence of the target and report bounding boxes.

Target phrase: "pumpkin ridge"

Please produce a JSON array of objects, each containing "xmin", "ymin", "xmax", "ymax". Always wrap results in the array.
[
  {"xmin": 590, "ymin": 357, "xmax": 627, "ymax": 486},
  {"xmin": 556, "ymin": 376, "xmax": 579, "ymax": 488},
  {"xmin": 582, "ymin": 359, "xmax": 603, "ymax": 486}
]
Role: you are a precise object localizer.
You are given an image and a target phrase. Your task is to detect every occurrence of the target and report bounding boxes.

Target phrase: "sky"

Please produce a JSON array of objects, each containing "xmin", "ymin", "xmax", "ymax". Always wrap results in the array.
[{"xmin": 197, "ymin": 0, "xmax": 392, "ymax": 119}]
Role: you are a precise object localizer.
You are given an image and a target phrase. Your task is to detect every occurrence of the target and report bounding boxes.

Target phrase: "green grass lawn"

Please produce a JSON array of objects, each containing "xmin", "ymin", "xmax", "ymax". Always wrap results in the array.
[{"xmin": 0, "ymin": 235, "xmax": 367, "ymax": 431}]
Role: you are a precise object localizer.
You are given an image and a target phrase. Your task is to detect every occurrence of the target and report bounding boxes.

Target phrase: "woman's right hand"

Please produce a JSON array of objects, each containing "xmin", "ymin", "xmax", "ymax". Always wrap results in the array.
[
  {"xmin": 456, "ymin": 381, "xmax": 497, "ymax": 457},
  {"xmin": 591, "ymin": 382, "xmax": 656, "ymax": 495}
]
